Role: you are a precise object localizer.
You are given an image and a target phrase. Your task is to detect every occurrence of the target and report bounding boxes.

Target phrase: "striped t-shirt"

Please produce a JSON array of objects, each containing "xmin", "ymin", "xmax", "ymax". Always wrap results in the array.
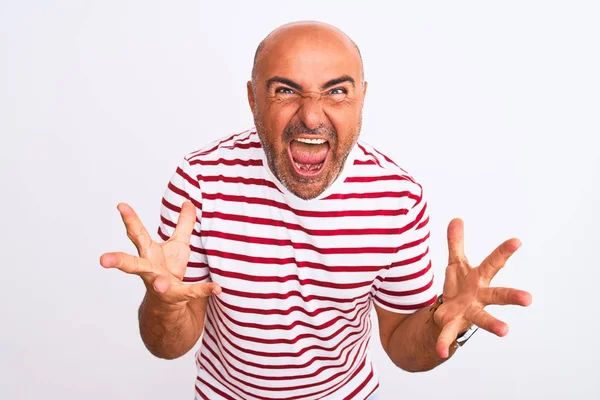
[{"xmin": 157, "ymin": 129, "xmax": 436, "ymax": 400}]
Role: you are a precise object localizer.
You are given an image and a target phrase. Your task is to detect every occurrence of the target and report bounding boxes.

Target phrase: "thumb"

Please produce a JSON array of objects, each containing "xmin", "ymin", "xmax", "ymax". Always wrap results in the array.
[
  {"xmin": 152, "ymin": 275, "xmax": 172, "ymax": 294},
  {"xmin": 163, "ymin": 281, "xmax": 222, "ymax": 303},
  {"xmin": 436, "ymin": 319, "xmax": 463, "ymax": 359}
]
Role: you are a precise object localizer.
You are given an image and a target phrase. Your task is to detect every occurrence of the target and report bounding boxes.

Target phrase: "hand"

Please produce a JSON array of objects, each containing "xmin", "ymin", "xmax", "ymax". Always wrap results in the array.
[
  {"xmin": 433, "ymin": 218, "xmax": 532, "ymax": 358},
  {"xmin": 99, "ymin": 201, "xmax": 220, "ymax": 309}
]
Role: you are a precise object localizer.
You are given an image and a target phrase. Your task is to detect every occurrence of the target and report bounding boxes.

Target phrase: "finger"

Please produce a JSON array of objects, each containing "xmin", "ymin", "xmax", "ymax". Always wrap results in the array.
[
  {"xmin": 447, "ymin": 218, "xmax": 466, "ymax": 264},
  {"xmin": 436, "ymin": 319, "xmax": 464, "ymax": 359},
  {"xmin": 478, "ymin": 287, "xmax": 533, "ymax": 307},
  {"xmin": 100, "ymin": 252, "xmax": 153, "ymax": 275},
  {"xmin": 171, "ymin": 201, "xmax": 197, "ymax": 246},
  {"xmin": 117, "ymin": 203, "xmax": 152, "ymax": 254},
  {"xmin": 470, "ymin": 308, "xmax": 509, "ymax": 337},
  {"xmin": 478, "ymin": 238, "xmax": 522, "ymax": 284}
]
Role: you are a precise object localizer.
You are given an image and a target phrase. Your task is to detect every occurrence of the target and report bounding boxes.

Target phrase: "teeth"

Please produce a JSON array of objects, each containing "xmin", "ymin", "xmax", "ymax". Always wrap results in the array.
[
  {"xmin": 294, "ymin": 138, "xmax": 327, "ymax": 145},
  {"xmin": 294, "ymin": 161, "xmax": 324, "ymax": 171}
]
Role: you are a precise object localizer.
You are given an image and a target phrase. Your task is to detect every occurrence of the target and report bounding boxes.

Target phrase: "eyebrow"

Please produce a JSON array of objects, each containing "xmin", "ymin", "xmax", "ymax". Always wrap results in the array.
[
  {"xmin": 265, "ymin": 75, "xmax": 356, "ymax": 91},
  {"xmin": 266, "ymin": 76, "xmax": 303, "ymax": 91},
  {"xmin": 320, "ymin": 75, "xmax": 355, "ymax": 90}
]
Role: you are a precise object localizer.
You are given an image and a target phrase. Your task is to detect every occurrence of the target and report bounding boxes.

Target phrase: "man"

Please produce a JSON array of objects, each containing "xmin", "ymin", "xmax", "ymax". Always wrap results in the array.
[{"xmin": 100, "ymin": 21, "xmax": 532, "ymax": 399}]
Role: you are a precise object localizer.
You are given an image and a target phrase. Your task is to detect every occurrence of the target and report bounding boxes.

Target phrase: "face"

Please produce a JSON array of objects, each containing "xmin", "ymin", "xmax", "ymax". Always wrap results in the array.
[{"xmin": 248, "ymin": 28, "xmax": 367, "ymax": 200}]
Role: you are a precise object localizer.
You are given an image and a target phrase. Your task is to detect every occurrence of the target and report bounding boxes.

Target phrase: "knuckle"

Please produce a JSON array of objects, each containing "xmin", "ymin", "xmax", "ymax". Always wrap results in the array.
[
  {"xmin": 492, "ymin": 287, "xmax": 500, "ymax": 303},
  {"xmin": 132, "ymin": 257, "xmax": 141, "ymax": 274}
]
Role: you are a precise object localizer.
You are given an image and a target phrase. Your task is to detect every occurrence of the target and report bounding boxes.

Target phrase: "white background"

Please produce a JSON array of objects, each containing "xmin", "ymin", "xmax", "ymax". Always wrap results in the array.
[{"xmin": 1, "ymin": 1, "xmax": 599, "ymax": 399}]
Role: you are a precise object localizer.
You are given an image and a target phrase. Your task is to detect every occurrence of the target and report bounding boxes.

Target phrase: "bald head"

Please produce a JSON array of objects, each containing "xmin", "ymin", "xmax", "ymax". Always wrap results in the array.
[
  {"xmin": 251, "ymin": 21, "xmax": 364, "ymax": 84},
  {"xmin": 246, "ymin": 21, "xmax": 368, "ymax": 200}
]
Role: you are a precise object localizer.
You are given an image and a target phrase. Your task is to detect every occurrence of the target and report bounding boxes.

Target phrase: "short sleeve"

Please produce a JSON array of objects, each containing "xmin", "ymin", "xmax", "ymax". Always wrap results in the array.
[
  {"xmin": 156, "ymin": 157, "xmax": 210, "ymax": 283},
  {"xmin": 372, "ymin": 185, "xmax": 437, "ymax": 313}
]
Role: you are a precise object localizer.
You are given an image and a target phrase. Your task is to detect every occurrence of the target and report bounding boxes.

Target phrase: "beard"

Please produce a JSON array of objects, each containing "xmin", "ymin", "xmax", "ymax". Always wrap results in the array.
[{"xmin": 254, "ymin": 117, "xmax": 361, "ymax": 200}]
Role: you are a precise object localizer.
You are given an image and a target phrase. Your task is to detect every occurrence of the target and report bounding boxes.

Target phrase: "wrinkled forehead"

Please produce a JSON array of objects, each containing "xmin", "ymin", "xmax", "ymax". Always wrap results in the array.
[{"xmin": 254, "ymin": 32, "xmax": 363, "ymax": 89}]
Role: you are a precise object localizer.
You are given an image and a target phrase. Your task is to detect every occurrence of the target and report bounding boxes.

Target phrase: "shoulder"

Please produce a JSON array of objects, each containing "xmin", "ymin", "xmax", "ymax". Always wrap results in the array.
[
  {"xmin": 352, "ymin": 139, "xmax": 425, "ymax": 203},
  {"xmin": 183, "ymin": 128, "xmax": 260, "ymax": 163}
]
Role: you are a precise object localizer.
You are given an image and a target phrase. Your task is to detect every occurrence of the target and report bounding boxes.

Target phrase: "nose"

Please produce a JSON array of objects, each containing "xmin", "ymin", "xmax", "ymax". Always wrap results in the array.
[{"xmin": 297, "ymin": 93, "xmax": 326, "ymax": 130}]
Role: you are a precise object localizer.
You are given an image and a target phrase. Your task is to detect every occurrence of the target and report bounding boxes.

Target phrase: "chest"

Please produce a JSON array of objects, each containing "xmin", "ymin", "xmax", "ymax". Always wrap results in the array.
[{"xmin": 199, "ymin": 192, "xmax": 400, "ymax": 302}]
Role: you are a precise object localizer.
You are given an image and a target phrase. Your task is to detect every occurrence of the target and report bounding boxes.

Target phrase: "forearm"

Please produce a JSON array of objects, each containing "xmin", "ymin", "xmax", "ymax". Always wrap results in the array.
[
  {"xmin": 138, "ymin": 292, "xmax": 203, "ymax": 359},
  {"xmin": 386, "ymin": 307, "xmax": 456, "ymax": 372}
]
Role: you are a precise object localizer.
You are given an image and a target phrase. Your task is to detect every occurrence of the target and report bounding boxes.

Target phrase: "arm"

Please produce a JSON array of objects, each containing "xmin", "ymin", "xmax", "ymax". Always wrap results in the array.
[
  {"xmin": 101, "ymin": 158, "xmax": 218, "ymax": 359},
  {"xmin": 100, "ymin": 201, "xmax": 220, "ymax": 359},
  {"xmin": 375, "ymin": 218, "xmax": 532, "ymax": 372},
  {"xmin": 375, "ymin": 304, "xmax": 450, "ymax": 372},
  {"xmin": 138, "ymin": 292, "xmax": 207, "ymax": 360},
  {"xmin": 136, "ymin": 157, "xmax": 214, "ymax": 359}
]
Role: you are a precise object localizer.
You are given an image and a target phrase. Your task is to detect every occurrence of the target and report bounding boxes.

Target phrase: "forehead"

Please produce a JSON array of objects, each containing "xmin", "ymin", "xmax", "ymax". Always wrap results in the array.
[{"xmin": 255, "ymin": 31, "xmax": 362, "ymax": 87}]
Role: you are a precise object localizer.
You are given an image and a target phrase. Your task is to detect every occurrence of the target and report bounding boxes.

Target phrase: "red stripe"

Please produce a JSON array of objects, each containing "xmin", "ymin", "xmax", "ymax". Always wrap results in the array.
[
  {"xmin": 344, "ymin": 174, "xmax": 414, "ymax": 183},
  {"xmin": 182, "ymin": 275, "xmax": 209, "ymax": 282},
  {"xmin": 160, "ymin": 201, "xmax": 201, "ymax": 224},
  {"xmin": 163, "ymin": 226, "xmax": 426, "ymax": 268},
  {"xmin": 353, "ymin": 159, "xmax": 377, "ymax": 165},
  {"xmin": 378, "ymin": 277, "xmax": 434, "ymax": 297},
  {"xmin": 166, "ymin": 182, "xmax": 202, "ymax": 209},
  {"xmin": 194, "ymin": 385, "xmax": 210, "ymax": 400},
  {"xmin": 416, "ymin": 215, "xmax": 429, "ymax": 230},
  {"xmin": 187, "ymin": 261, "xmax": 208, "ymax": 268},
  {"xmin": 210, "ymin": 265, "xmax": 373, "ymax": 290},
  {"xmin": 364, "ymin": 383, "xmax": 379, "ymax": 400},
  {"xmin": 201, "ymin": 311, "xmax": 374, "ymax": 399},
  {"xmin": 342, "ymin": 361, "xmax": 374, "ymax": 400},
  {"xmin": 202, "ymin": 211, "xmax": 413, "ymax": 236},
  {"xmin": 160, "ymin": 216, "xmax": 202, "ymax": 237},
  {"xmin": 189, "ymin": 158, "xmax": 263, "ymax": 167},
  {"xmin": 215, "ymin": 294, "xmax": 370, "ymax": 320},
  {"xmin": 201, "ymin": 326, "xmax": 365, "ymax": 383},
  {"xmin": 196, "ymin": 375, "xmax": 238, "ymax": 400},
  {"xmin": 200, "ymin": 354, "xmax": 262, "ymax": 399},
  {"xmin": 202, "ymin": 230, "xmax": 400, "ymax": 255},
  {"xmin": 159, "ymin": 215, "xmax": 176, "ymax": 229},
  {"xmin": 202, "ymin": 192, "xmax": 409, "ymax": 218},
  {"xmin": 382, "ymin": 261, "xmax": 433, "ymax": 282},
  {"xmin": 161, "ymin": 197, "xmax": 180, "ymax": 213},
  {"xmin": 371, "ymin": 146, "xmax": 412, "ymax": 175},
  {"xmin": 216, "ymin": 296, "xmax": 370, "ymax": 332},
  {"xmin": 373, "ymin": 294, "xmax": 437, "ymax": 311},
  {"xmin": 202, "ymin": 318, "xmax": 370, "ymax": 370},
  {"xmin": 197, "ymin": 174, "xmax": 281, "ymax": 191},
  {"xmin": 413, "ymin": 182, "xmax": 424, "ymax": 207},
  {"xmin": 221, "ymin": 287, "xmax": 367, "ymax": 304},
  {"xmin": 357, "ymin": 143, "xmax": 383, "ymax": 168},
  {"xmin": 199, "ymin": 323, "xmax": 371, "ymax": 397},
  {"xmin": 323, "ymin": 190, "xmax": 420, "ymax": 201},
  {"xmin": 176, "ymin": 166, "xmax": 200, "ymax": 189},
  {"xmin": 205, "ymin": 301, "xmax": 370, "ymax": 358},
  {"xmin": 391, "ymin": 247, "xmax": 429, "ymax": 267},
  {"xmin": 396, "ymin": 231, "xmax": 430, "ymax": 251},
  {"xmin": 295, "ymin": 331, "xmax": 372, "ymax": 400},
  {"xmin": 198, "ymin": 230, "xmax": 427, "ymax": 267},
  {"xmin": 221, "ymin": 141, "xmax": 262, "ymax": 150},
  {"xmin": 302, "ymin": 318, "xmax": 372, "ymax": 400},
  {"xmin": 188, "ymin": 130, "xmax": 253, "ymax": 160},
  {"xmin": 201, "ymin": 238, "xmax": 422, "ymax": 274},
  {"xmin": 156, "ymin": 227, "xmax": 169, "ymax": 242}
]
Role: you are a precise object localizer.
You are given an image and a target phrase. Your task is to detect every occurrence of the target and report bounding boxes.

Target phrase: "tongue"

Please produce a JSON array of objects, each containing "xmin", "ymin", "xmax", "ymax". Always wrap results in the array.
[{"xmin": 290, "ymin": 141, "xmax": 329, "ymax": 164}]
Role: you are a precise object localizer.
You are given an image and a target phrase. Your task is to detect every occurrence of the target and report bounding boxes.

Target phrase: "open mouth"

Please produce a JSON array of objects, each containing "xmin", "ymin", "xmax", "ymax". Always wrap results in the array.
[{"xmin": 287, "ymin": 137, "xmax": 330, "ymax": 178}]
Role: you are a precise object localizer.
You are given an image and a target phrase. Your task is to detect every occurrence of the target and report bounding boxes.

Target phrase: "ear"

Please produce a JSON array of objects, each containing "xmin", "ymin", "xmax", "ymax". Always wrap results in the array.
[
  {"xmin": 247, "ymin": 81, "xmax": 256, "ymax": 115},
  {"xmin": 362, "ymin": 81, "xmax": 368, "ymax": 98}
]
